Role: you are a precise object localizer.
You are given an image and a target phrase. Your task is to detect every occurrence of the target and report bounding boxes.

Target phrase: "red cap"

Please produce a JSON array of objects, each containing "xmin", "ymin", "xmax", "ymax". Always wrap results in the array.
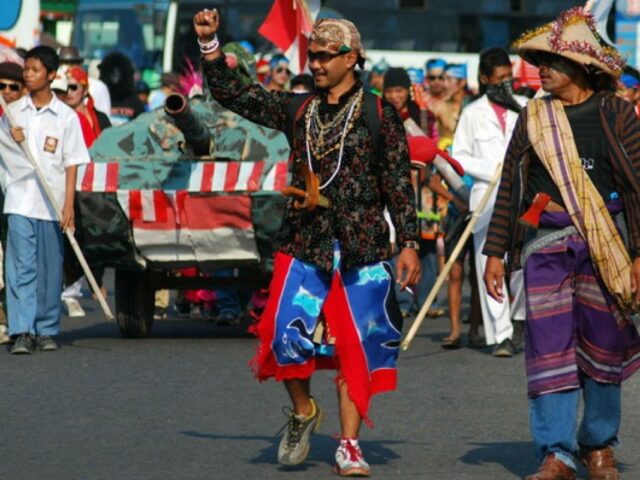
[{"xmin": 407, "ymin": 136, "xmax": 464, "ymax": 176}]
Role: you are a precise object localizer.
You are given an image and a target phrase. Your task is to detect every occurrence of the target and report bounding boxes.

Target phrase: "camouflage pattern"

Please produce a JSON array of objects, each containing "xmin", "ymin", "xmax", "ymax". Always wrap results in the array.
[
  {"xmin": 77, "ymin": 94, "xmax": 291, "ymax": 272},
  {"xmin": 89, "ymin": 97, "xmax": 289, "ymax": 169}
]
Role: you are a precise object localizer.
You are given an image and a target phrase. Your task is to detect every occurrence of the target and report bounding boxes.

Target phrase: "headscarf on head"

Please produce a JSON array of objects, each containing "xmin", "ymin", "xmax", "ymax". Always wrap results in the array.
[
  {"xmin": 621, "ymin": 73, "xmax": 640, "ymax": 89},
  {"xmin": 309, "ymin": 18, "xmax": 365, "ymax": 68},
  {"xmin": 444, "ymin": 63, "xmax": 467, "ymax": 80},
  {"xmin": 269, "ymin": 54, "xmax": 289, "ymax": 70},
  {"xmin": 372, "ymin": 58, "xmax": 390, "ymax": 75},
  {"xmin": 67, "ymin": 65, "xmax": 102, "ymax": 141},
  {"xmin": 425, "ymin": 58, "xmax": 446, "ymax": 72}
]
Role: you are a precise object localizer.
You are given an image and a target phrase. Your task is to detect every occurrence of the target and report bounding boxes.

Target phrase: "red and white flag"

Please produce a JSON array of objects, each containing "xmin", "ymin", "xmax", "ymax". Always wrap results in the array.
[
  {"xmin": 118, "ymin": 192, "xmax": 259, "ymax": 264},
  {"xmin": 258, "ymin": 0, "xmax": 321, "ymax": 74}
]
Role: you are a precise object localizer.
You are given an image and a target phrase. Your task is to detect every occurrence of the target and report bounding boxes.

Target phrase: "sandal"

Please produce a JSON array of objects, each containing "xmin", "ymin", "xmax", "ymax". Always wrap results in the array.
[
  {"xmin": 427, "ymin": 307, "xmax": 445, "ymax": 318},
  {"xmin": 441, "ymin": 336, "xmax": 461, "ymax": 349}
]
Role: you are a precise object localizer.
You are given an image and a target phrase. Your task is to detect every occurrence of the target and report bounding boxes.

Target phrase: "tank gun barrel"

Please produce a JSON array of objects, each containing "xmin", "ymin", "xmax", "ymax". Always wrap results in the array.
[{"xmin": 164, "ymin": 93, "xmax": 212, "ymax": 156}]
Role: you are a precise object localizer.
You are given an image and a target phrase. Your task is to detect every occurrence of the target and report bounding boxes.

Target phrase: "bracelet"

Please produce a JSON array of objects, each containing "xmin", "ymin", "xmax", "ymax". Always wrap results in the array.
[
  {"xmin": 402, "ymin": 240, "xmax": 420, "ymax": 252},
  {"xmin": 198, "ymin": 35, "xmax": 220, "ymax": 54}
]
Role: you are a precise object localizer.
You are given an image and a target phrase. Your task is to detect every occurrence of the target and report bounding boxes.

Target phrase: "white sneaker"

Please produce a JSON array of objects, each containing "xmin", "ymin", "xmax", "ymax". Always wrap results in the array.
[
  {"xmin": 63, "ymin": 298, "xmax": 86, "ymax": 318},
  {"xmin": 335, "ymin": 439, "xmax": 371, "ymax": 477}
]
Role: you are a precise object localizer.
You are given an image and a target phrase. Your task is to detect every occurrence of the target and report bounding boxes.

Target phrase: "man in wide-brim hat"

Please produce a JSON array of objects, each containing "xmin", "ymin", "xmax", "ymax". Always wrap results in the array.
[{"xmin": 483, "ymin": 6, "xmax": 640, "ymax": 480}]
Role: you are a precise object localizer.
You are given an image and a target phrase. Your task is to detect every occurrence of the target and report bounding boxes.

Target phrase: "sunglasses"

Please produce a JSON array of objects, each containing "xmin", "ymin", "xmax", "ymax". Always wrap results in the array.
[
  {"xmin": 427, "ymin": 75, "xmax": 444, "ymax": 81},
  {"xmin": 274, "ymin": 66, "xmax": 290, "ymax": 75},
  {"xmin": 0, "ymin": 82, "xmax": 21, "ymax": 92},
  {"xmin": 67, "ymin": 84, "xmax": 80, "ymax": 92},
  {"xmin": 307, "ymin": 50, "xmax": 345, "ymax": 65}
]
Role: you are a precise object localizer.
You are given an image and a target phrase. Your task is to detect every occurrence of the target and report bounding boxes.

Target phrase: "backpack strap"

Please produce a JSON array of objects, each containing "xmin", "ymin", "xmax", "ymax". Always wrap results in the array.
[
  {"xmin": 364, "ymin": 92, "xmax": 383, "ymax": 160},
  {"xmin": 284, "ymin": 93, "xmax": 315, "ymax": 149}
]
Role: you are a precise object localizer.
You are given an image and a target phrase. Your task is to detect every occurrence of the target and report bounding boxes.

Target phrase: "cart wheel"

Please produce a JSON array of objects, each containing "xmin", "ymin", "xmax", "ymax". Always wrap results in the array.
[{"xmin": 115, "ymin": 268, "xmax": 154, "ymax": 338}]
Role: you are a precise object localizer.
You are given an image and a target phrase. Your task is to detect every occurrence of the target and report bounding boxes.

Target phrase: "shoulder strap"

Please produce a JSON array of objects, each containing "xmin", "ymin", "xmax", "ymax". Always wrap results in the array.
[
  {"xmin": 364, "ymin": 92, "xmax": 383, "ymax": 158},
  {"xmin": 285, "ymin": 93, "xmax": 314, "ymax": 149}
]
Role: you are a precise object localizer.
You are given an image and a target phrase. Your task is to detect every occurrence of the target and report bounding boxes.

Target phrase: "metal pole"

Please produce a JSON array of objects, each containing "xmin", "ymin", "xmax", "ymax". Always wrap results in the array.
[{"xmin": 0, "ymin": 94, "xmax": 114, "ymax": 321}]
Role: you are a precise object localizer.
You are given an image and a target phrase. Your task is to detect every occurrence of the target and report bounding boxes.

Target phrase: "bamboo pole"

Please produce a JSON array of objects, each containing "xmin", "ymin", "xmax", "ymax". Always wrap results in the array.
[
  {"xmin": 401, "ymin": 163, "xmax": 503, "ymax": 351},
  {"xmin": 0, "ymin": 94, "xmax": 114, "ymax": 321}
]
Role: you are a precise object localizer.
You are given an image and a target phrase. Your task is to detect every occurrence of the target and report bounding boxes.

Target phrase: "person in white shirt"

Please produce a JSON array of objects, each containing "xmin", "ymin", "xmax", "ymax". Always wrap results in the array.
[
  {"xmin": 452, "ymin": 47, "xmax": 528, "ymax": 357},
  {"xmin": 4, "ymin": 46, "xmax": 90, "ymax": 354}
]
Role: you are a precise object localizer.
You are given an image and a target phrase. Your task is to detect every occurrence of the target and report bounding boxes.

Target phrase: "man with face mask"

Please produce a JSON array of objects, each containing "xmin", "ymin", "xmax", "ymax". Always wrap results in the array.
[
  {"xmin": 484, "ymin": 8, "xmax": 640, "ymax": 479},
  {"xmin": 193, "ymin": 9, "xmax": 420, "ymax": 477},
  {"xmin": 452, "ymin": 47, "xmax": 528, "ymax": 357}
]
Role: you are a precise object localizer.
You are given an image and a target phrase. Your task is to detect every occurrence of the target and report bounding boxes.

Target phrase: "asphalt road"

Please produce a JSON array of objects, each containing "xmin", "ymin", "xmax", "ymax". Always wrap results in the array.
[{"xmin": 1, "ymin": 270, "xmax": 639, "ymax": 480}]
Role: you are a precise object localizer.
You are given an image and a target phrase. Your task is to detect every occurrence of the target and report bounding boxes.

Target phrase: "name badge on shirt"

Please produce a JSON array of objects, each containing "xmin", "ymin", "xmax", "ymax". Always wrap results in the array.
[{"xmin": 43, "ymin": 136, "xmax": 58, "ymax": 154}]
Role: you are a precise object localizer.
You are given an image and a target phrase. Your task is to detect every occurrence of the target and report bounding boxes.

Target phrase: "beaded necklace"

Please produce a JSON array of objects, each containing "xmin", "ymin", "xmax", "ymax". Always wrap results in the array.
[{"xmin": 305, "ymin": 89, "xmax": 363, "ymax": 190}]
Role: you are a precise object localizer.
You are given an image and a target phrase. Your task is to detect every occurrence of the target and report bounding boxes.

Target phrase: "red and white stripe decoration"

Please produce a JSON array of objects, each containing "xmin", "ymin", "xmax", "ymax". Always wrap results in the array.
[
  {"xmin": 77, "ymin": 161, "xmax": 288, "ymax": 193},
  {"xmin": 262, "ymin": 162, "xmax": 288, "ymax": 191},
  {"xmin": 77, "ymin": 162, "xmax": 119, "ymax": 192},
  {"xmin": 187, "ymin": 161, "xmax": 266, "ymax": 192},
  {"xmin": 116, "ymin": 190, "xmax": 172, "ymax": 223}
]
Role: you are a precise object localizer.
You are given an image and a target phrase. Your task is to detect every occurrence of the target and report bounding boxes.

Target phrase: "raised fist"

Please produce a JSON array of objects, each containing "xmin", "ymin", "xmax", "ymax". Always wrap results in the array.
[{"xmin": 193, "ymin": 8, "xmax": 220, "ymax": 42}]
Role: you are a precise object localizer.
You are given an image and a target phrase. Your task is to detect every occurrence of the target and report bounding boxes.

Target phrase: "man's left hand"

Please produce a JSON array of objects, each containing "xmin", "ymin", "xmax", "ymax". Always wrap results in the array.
[
  {"xmin": 631, "ymin": 257, "xmax": 640, "ymax": 307},
  {"xmin": 396, "ymin": 247, "xmax": 420, "ymax": 290}
]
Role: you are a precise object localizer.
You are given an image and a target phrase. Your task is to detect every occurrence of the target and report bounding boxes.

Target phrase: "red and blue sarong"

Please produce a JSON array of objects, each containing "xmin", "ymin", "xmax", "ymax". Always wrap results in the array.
[
  {"xmin": 250, "ymin": 242, "xmax": 402, "ymax": 424},
  {"xmin": 524, "ymin": 210, "xmax": 640, "ymax": 398}
]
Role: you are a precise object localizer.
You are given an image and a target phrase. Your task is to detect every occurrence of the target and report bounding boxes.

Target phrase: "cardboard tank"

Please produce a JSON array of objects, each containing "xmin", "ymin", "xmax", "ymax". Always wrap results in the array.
[{"xmin": 73, "ymin": 46, "xmax": 290, "ymax": 337}]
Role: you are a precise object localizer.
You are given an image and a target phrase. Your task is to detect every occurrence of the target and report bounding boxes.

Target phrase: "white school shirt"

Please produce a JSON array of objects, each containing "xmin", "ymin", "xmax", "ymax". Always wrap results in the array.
[{"xmin": 3, "ymin": 94, "xmax": 90, "ymax": 221}]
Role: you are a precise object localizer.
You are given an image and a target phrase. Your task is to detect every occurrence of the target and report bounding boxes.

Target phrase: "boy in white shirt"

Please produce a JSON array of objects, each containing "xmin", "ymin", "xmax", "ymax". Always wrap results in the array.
[{"xmin": 4, "ymin": 46, "xmax": 90, "ymax": 354}]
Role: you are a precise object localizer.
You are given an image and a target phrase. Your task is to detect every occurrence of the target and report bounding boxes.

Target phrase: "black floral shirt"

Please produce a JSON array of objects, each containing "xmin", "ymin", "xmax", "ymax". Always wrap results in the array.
[{"xmin": 202, "ymin": 56, "xmax": 417, "ymax": 271}]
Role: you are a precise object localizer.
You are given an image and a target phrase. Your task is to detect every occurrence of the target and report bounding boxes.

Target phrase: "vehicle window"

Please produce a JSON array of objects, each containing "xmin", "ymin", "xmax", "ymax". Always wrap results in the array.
[{"xmin": 73, "ymin": 6, "xmax": 167, "ymax": 70}]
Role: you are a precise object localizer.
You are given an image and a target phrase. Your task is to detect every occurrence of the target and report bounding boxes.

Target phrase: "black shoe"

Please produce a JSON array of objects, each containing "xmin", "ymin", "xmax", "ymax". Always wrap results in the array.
[
  {"xmin": 37, "ymin": 335, "xmax": 58, "ymax": 352},
  {"xmin": 468, "ymin": 332, "xmax": 486, "ymax": 349},
  {"xmin": 174, "ymin": 301, "xmax": 191, "ymax": 318},
  {"xmin": 492, "ymin": 338, "xmax": 515, "ymax": 358},
  {"xmin": 512, "ymin": 320, "xmax": 525, "ymax": 349},
  {"xmin": 10, "ymin": 333, "xmax": 35, "ymax": 354},
  {"xmin": 216, "ymin": 311, "xmax": 238, "ymax": 326}
]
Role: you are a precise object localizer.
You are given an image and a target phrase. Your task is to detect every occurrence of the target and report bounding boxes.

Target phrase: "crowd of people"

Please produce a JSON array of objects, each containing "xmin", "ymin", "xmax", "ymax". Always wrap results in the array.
[{"xmin": 1, "ymin": 3, "xmax": 640, "ymax": 479}]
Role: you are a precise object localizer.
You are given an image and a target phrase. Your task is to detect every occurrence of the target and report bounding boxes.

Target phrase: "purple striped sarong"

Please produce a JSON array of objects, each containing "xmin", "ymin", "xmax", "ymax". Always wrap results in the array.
[{"xmin": 524, "ymin": 209, "xmax": 640, "ymax": 398}]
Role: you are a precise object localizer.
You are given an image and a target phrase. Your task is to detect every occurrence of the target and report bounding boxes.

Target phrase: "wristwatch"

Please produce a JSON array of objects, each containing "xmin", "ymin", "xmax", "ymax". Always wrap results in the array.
[{"xmin": 401, "ymin": 240, "xmax": 420, "ymax": 252}]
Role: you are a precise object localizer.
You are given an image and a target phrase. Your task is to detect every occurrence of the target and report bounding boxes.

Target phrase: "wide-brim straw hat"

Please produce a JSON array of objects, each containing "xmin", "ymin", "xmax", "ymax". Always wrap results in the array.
[{"xmin": 512, "ymin": 7, "xmax": 625, "ymax": 78}]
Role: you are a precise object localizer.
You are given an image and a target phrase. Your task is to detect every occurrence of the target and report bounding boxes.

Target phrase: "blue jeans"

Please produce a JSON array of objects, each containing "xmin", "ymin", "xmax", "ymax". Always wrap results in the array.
[
  {"xmin": 6, "ymin": 215, "xmax": 64, "ymax": 336},
  {"xmin": 393, "ymin": 241, "xmax": 438, "ymax": 315},
  {"xmin": 529, "ymin": 375, "xmax": 621, "ymax": 470},
  {"xmin": 213, "ymin": 269, "xmax": 242, "ymax": 316}
]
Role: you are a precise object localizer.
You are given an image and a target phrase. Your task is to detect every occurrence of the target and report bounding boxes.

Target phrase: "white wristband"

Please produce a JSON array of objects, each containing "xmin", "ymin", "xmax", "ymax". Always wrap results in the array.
[{"xmin": 198, "ymin": 35, "xmax": 219, "ymax": 54}]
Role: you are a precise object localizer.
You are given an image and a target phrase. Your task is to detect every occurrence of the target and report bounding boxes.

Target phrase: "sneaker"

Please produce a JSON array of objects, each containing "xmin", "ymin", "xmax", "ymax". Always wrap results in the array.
[
  {"xmin": 492, "ymin": 338, "xmax": 515, "ymax": 358},
  {"xmin": 216, "ymin": 311, "xmax": 237, "ymax": 326},
  {"xmin": 10, "ymin": 333, "xmax": 35, "ymax": 355},
  {"xmin": 0, "ymin": 324, "xmax": 10, "ymax": 345},
  {"xmin": 174, "ymin": 298, "xmax": 191, "ymax": 318},
  {"xmin": 37, "ymin": 336, "xmax": 58, "ymax": 352},
  {"xmin": 277, "ymin": 397, "xmax": 324, "ymax": 466},
  {"xmin": 335, "ymin": 439, "xmax": 371, "ymax": 477},
  {"xmin": 190, "ymin": 304, "xmax": 203, "ymax": 320},
  {"xmin": 153, "ymin": 307, "xmax": 167, "ymax": 320},
  {"xmin": 63, "ymin": 298, "xmax": 86, "ymax": 318}
]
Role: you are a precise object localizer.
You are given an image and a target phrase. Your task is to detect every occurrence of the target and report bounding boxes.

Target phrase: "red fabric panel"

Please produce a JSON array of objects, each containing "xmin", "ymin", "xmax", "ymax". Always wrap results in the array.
[
  {"xmin": 323, "ymin": 271, "xmax": 374, "ymax": 426},
  {"xmin": 105, "ymin": 163, "xmax": 119, "ymax": 192}
]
